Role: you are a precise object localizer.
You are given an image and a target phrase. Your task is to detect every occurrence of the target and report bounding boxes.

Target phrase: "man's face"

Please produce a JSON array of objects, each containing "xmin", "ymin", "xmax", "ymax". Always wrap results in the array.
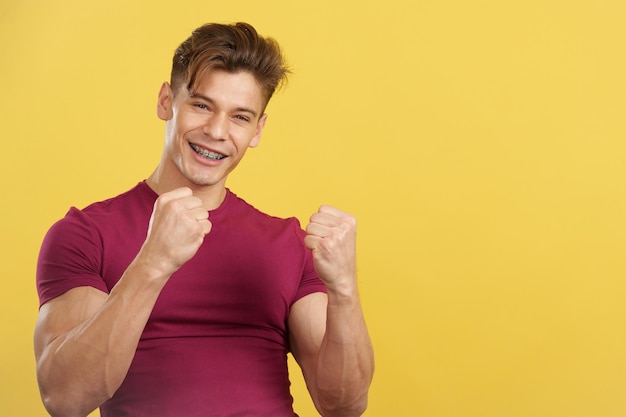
[{"xmin": 157, "ymin": 69, "xmax": 267, "ymax": 189}]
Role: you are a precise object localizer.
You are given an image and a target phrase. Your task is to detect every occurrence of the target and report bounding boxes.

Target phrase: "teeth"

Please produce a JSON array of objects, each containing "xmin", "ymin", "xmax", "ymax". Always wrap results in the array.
[{"xmin": 190, "ymin": 143, "xmax": 225, "ymax": 160}]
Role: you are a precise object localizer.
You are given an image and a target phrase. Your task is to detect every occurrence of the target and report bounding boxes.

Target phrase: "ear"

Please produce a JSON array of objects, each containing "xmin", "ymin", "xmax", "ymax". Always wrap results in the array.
[
  {"xmin": 156, "ymin": 82, "xmax": 174, "ymax": 121},
  {"xmin": 249, "ymin": 113, "xmax": 267, "ymax": 148}
]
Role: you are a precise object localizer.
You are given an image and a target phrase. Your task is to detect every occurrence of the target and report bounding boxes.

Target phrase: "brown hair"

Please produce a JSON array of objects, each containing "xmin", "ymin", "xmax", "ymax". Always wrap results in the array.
[{"xmin": 171, "ymin": 22, "xmax": 289, "ymax": 108}]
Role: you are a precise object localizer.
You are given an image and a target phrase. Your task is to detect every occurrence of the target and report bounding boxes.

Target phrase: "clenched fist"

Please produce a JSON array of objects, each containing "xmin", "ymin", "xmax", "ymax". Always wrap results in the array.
[
  {"xmin": 304, "ymin": 206, "xmax": 357, "ymax": 293},
  {"xmin": 140, "ymin": 187, "xmax": 212, "ymax": 278}
]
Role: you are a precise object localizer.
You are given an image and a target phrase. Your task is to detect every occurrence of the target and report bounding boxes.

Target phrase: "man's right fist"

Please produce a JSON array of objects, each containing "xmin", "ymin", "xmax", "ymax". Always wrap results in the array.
[{"xmin": 141, "ymin": 187, "xmax": 212, "ymax": 277}]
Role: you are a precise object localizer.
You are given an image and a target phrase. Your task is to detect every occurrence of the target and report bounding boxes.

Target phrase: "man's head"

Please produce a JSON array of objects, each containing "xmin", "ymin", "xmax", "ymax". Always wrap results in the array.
[
  {"xmin": 151, "ymin": 23, "xmax": 289, "ymax": 199},
  {"xmin": 171, "ymin": 22, "xmax": 289, "ymax": 111}
]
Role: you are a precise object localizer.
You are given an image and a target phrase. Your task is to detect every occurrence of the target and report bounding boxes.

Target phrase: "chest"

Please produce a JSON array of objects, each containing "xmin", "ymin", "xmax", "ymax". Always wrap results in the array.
[{"xmin": 100, "ymin": 213, "xmax": 306, "ymax": 341}]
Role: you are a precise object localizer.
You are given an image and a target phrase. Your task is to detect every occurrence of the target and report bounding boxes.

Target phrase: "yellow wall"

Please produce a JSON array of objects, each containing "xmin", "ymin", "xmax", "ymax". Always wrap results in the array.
[{"xmin": 2, "ymin": 1, "xmax": 625, "ymax": 416}]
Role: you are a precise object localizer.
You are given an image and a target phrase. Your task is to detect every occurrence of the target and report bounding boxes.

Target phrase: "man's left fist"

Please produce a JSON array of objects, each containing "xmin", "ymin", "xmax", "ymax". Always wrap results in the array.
[{"xmin": 304, "ymin": 206, "xmax": 357, "ymax": 292}]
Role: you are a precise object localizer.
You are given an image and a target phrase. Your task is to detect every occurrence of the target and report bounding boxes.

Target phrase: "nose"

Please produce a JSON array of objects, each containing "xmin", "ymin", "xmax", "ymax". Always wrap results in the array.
[{"xmin": 203, "ymin": 112, "xmax": 228, "ymax": 140}]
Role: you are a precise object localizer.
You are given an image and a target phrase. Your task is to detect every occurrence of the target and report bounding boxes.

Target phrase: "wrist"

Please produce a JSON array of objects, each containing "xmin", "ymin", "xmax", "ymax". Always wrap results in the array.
[
  {"xmin": 325, "ymin": 279, "xmax": 360, "ymax": 305},
  {"xmin": 128, "ymin": 252, "xmax": 175, "ymax": 284}
]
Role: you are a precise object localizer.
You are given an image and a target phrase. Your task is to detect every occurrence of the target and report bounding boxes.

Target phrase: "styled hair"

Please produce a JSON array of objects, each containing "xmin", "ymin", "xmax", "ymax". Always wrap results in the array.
[{"xmin": 171, "ymin": 22, "xmax": 289, "ymax": 108}]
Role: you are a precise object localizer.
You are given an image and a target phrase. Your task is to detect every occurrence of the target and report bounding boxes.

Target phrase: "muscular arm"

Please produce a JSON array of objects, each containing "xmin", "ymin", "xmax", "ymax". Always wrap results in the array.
[
  {"xmin": 289, "ymin": 206, "xmax": 374, "ymax": 417},
  {"xmin": 34, "ymin": 266, "xmax": 168, "ymax": 417},
  {"xmin": 34, "ymin": 188, "xmax": 211, "ymax": 417}
]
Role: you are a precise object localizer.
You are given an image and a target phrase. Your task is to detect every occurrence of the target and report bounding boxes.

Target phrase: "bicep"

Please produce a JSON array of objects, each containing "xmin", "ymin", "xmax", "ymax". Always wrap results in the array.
[
  {"xmin": 34, "ymin": 286, "xmax": 108, "ymax": 361},
  {"xmin": 288, "ymin": 292, "xmax": 328, "ymax": 379}
]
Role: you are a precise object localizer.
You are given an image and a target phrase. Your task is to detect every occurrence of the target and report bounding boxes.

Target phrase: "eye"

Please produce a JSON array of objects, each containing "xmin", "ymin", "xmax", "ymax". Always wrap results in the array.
[
  {"xmin": 193, "ymin": 103, "xmax": 209, "ymax": 110},
  {"xmin": 234, "ymin": 115, "xmax": 251, "ymax": 122}
]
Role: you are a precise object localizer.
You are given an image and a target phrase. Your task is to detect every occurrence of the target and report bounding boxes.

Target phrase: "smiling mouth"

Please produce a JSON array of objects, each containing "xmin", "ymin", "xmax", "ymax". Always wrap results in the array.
[{"xmin": 189, "ymin": 143, "xmax": 226, "ymax": 161}]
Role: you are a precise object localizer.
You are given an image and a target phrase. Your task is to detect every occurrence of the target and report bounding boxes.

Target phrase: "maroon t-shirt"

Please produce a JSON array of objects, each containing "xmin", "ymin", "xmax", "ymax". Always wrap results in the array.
[{"xmin": 36, "ymin": 182, "xmax": 326, "ymax": 417}]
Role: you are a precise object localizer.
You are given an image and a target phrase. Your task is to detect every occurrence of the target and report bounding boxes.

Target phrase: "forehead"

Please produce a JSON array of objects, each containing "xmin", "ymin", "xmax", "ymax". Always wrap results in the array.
[{"xmin": 183, "ymin": 69, "xmax": 264, "ymax": 112}]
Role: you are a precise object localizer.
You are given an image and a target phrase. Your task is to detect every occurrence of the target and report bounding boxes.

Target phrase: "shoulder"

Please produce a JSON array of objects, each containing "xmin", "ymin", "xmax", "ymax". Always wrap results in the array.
[
  {"xmin": 79, "ymin": 181, "xmax": 155, "ymax": 221},
  {"xmin": 37, "ymin": 182, "xmax": 153, "ymax": 305},
  {"xmin": 45, "ymin": 181, "xmax": 155, "ymax": 237},
  {"xmin": 41, "ymin": 182, "xmax": 154, "ymax": 257}
]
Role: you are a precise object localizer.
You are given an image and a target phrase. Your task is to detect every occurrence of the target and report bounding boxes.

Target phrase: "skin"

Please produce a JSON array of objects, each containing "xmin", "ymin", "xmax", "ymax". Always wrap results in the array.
[{"xmin": 34, "ymin": 69, "xmax": 374, "ymax": 417}]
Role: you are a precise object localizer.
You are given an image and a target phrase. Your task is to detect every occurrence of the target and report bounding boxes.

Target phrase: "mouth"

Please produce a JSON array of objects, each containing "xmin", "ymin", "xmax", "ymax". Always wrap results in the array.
[{"xmin": 189, "ymin": 143, "xmax": 226, "ymax": 161}]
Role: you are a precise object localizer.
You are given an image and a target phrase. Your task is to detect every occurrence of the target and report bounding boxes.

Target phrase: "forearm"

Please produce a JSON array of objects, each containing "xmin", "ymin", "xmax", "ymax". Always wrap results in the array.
[
  {"xmin": 36, "ymin": 262, "xmax": 167, "ymax": 417},
  {"xmin": 314, "ymin": 291, "xmax": 374, "ymax": 417}
]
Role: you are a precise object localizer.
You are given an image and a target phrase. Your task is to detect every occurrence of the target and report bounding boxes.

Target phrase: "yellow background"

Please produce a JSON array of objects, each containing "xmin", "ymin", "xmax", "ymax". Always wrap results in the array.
[{"xmin": 2, "ymin": 1, "xmax": 625, "ymax": 416}]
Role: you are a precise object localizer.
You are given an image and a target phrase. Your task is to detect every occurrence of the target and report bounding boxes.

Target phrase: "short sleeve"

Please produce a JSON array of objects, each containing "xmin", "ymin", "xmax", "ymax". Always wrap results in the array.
[
  {"xmin": 36, "ymin": 207, "xmax": 109, "ymax": 307},
  {"xmin": 292, "ymin": 221, "xmax": 327, "ymax": 304}
]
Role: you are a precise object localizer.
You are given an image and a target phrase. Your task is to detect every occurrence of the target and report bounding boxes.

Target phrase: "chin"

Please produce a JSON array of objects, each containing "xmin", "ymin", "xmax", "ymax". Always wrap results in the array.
[
  {"xmin": 186, "ymin": 173, "xmax": 223, "ymax": 187},
  {"xmin": 178, "ymin": 164, "xmax": 222, "ymax": 186}
]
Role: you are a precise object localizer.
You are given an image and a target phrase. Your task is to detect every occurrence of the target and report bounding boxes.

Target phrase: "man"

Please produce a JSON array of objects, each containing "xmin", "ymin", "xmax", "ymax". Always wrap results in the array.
[{"xmin": 34, "ymin": 22, "xmax": 374, "ymax": 417}]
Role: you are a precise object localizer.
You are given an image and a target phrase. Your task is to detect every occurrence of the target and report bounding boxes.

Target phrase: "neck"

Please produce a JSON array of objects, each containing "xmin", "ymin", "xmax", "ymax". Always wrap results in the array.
[{"xmin": 146, "ymin": 167, "xmax": 227, "ymax": 211}]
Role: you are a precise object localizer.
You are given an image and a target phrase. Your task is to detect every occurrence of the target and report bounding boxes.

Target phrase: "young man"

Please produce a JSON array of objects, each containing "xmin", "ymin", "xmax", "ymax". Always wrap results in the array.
[{"xmin": 34, "ymin": 22, "xmax": 374, "ymax": 417}]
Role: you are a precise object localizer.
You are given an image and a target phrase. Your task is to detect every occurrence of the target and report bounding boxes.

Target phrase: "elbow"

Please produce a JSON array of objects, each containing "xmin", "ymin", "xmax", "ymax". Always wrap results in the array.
[
  {"xmin": 40, "ymin": 392, "xmax": 81, "ymax": 417},
  {"xmin": 318, "ymin": 402, "xmax": 369, "ymax": 417},
  {"xmin": 316, "ymin": 391, "xmax": 370, "ymax": 417},
  {"xmin": 40, "ymin": 392, "xmax": 102, "ymax": 417},
  {"xmin": 37, "ymin": 373, "xmax": 69, "ymax": 417},
  {"xmin": 38, "ymin": 381, "xmax": 105, "ymax": 417},
  {"xmin": 350, "ymin": 398, "xmax": 369, "ymax": 417},
  {"xmin": 315, "ymin": 364, "xmax": 374, "ymax": 417}
]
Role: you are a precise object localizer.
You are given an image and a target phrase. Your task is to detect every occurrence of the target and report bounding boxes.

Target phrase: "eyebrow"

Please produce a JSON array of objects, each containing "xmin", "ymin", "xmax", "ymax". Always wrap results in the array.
[{"xmin": 190, "ymin": 92, "xmax": 259, "ymax": 119}]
